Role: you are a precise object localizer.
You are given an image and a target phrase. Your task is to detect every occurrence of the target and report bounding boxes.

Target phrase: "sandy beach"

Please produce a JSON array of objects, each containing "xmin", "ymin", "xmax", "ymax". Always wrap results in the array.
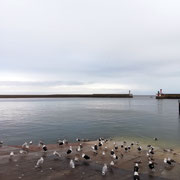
[{"xmin": 0, "ymin": 139, "xmax": 180, "ymax": 180}]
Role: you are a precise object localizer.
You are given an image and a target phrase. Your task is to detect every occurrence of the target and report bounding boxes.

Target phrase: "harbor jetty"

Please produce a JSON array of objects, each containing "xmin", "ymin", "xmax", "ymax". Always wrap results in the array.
[
  {"xmin": 0, "ymin": 93, "xmax": 133, "ymax": 99},
  {"xmin": 156, "ymin": 89, "xmax": 180, "ymax": 99}
]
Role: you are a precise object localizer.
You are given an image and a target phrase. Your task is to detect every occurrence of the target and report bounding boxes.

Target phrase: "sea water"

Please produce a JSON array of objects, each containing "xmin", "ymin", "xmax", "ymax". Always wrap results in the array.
[{"xmin": 0, "ymin": 96, "xmax": 180, "ymax": 147}]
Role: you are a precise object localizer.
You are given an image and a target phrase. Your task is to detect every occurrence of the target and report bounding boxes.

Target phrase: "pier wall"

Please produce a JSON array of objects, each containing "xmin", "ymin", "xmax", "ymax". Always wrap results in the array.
[{"xmin": 0, "ymin": 94, "xmax": 133, "ymax": 98}]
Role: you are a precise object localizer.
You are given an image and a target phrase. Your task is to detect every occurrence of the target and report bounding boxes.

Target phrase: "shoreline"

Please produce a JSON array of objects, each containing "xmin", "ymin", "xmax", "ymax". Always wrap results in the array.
[{"xmin": 0, "ymin": 139, "xmax": 180, "ymax": 180}]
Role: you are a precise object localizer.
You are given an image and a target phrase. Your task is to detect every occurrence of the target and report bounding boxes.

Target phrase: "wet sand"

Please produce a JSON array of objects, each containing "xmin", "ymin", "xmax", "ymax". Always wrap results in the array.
[{"xmin": 0, "ymin": 140, "xmax": 179, "ymax": 180}]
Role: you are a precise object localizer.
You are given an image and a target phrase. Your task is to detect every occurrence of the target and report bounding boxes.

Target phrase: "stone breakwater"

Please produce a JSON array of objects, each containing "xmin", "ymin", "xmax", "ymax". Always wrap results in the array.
[{"xmin": 0, "ymin": 94, "xmax": 133, "ymax": 98}]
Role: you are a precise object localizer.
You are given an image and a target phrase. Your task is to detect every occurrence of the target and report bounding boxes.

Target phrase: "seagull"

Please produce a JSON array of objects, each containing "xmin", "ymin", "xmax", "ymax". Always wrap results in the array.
[
  {"xmin": 9, "ymin": 152, "xmax": 14, "ymax": 160},
  {"xmin": 110, "ymin": 149, "xmax": 115, "ymax": 155},
  {"xmin": 19, "ymin": 150, "xmax": 27, "ymax": 155},
  {"xmin": 124, "ymin": 146, "xmax": 128, "ymax": 152},
  {"xmin": 102, "ymin": 164, "xmax": 108, "ymax": 176},
  {"xmin": 102, "ymin": 151, "xmax": 105, "ymax": 156},
  {"xmin": 110, "ymin": 161, "xmax": 115, "ymax": 166},
  {"xmin": 91, "ymin": 144, "xmax": 98, "ymax": 153},
  {"xmin": 148, "ymin": 161, "xmax": 155, "ymax": 171},
  {"xmin": 0, "ymin": 141, "xmax": 3, "ymax": 147},
  {"xmin": 42, "ymin": 145, "xmax": 48, "ymax": 152},
  {"xmin": 82, "ymin": 153, "xmax": 90, "ymax": 160},
  {"xmin": 164, "ymin": 158, "xmax": 175, "ymax": 166},
  {"xmin": 114, "ymin": 144, "xmax": 118, "ymax": 150},
  {"xmin": 134, "ymin": 171, "xmax": 140, "ymax": 180},
  {"xmin": 99, "ymin": 141, "xmax": 103, "ymax": 147},
  {"xmin": 134, "ymin": 163, "xmax": 139, "ymax": 172},
  {"xmin": 76, "ymin": 145, "xmax": 82, "ymax": 152},
  {"xmin": 137, "ymin": 146, "xmax": 142, "ymax": 152},
  {"xmin": 70, "ymin": 159, "xmax": 75, "ymax": 168},
  {"xmin": 36, "ymin": 157, "xmax": 44, "ymax": 167},
  {"xmin": 74, "ymin": 156, "xmax": 79, "ymax": 162},
  {"xmin": 149, "ymin": 148, "xmax": 154, "ymax": 155},
  {"xmin": 76, "ymin": 138, "xmax": 81, "ymax": 142},
  {"xmin": 38, "ymin": 141, "xmax": 44, "ymax": 147},
  {"xmin": 58, "ymin": 140, "xmax": 64, "ymax": 146},
  {"xmin": 29, "ymin": 141, "xmax": 33, "ymax": 145},
  {"xmin": 22, "ymin": 142, "xmax": 29, "ymax": 151},
  {"xmin": 92, "ymin": 144, "xmax": 98, "ymax": 151},
  {"xmin": 63, "ymin": 139, "xmax": 68, "ymax": 145},
  {"xmin": 53, "ymin": 151, "xmax": 61, "ymax": 158},
  {"xmin": 112, "ymin": 154, "xmax": 118, "ymax": 160},
  {"xmin": 67, "ymin": 146, "xmax": 73, "ymax": 154}
]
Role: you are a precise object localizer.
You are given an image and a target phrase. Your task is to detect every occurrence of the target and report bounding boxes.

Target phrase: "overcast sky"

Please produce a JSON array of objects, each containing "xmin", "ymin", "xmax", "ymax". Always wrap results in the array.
[{"xmin": 0, "ymin": 0, "xmax": 180, "ymax": 95}]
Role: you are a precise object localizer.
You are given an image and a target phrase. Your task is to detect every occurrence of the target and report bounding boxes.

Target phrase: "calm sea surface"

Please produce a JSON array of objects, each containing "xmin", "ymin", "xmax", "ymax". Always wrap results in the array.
[{"xmin": 0, "ymin": 96, "xmax": 180, "ymax": 147}]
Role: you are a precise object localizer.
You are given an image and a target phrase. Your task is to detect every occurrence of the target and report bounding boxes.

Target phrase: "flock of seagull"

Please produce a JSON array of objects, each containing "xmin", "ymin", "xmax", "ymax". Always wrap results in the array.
[{"xmin": 0, "ymin": 138, "xmax": 177, "ymax": 179}]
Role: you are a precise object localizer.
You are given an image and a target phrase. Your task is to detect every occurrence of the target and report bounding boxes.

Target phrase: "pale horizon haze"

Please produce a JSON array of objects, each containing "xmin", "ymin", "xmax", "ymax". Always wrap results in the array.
[{"xmin": 0, "ymin": 0, "xmax": 180, "ymax": 95}]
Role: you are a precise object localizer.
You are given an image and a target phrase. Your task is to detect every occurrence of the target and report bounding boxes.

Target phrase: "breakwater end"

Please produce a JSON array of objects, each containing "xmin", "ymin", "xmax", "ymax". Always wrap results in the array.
[{"xmin": 156, "ymin": 94, "xmax": 180, "ymax": 99}]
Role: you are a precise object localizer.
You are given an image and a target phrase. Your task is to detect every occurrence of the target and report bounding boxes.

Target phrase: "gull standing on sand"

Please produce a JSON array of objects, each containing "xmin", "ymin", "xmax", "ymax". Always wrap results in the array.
[
  {"xmin": 82, "ymin": 153, "xmax": 90, "ymax": 160},
  {"xmin": 164, "ymin": 158, "xmax": 175, "ymax": 166},
  {"xmin": 42, "ymin": 145, "xmax": 48, "ymax": 151},
  {"xmin": 67, "ymin": 146, "xmax": 73, "ymax": 154},
  {"xmin": 133, "ymin": 171, "xmax": 140, "ymax": 180},
  {"xmin": 70, "ymin": 159, "xmax": 75, "ymax": 168},
  {"xmin": 22, "ymin": 142, "xmax": 29, "ymax": 151},
  {"xmin": 110, "ymin": 161, "xmax": 115, "ymax": 166},
  {"xmin": 38, "ymin": 141, "xmax": 44, "ymax": 147},
  {"xmin": 36, "ymin": 157, "xmax": 44, "ymax": 167},
  {"xmin": 148, "ymin": 161, "xmax": 155, "ymax": 171},
  {"xmin": 76, "ymin": 145, "xmax": 82, "ymax": 152},
  {"xmin": 102, "ymin": 164, "xmax": 108, "ymax": 176},
  {"xmin": 58, "ymin": 140, "xmax": 64, "ymax": 146},
  {"xmin": 0, "ymin": 141, "xmax": 3, "ymax": 147},
  {"xmin": 53, "ymin": 151, "xmax": 61, "ymax": 158},
  {"xmin": 137, "ymin": 146, "xmax": 142, "ymax": 152},
  {"xmin": 112, "ymin": 154, "xmax": 118, "ymax": 160},
  {"xmin": 9, "ymin": 151, "xmax": 14, "ymax": 160},
  {"xmin": 134, "ymin": 163, "xmax": 139, "ymax": 172},
  {"xmin": 110, "ymin": 149, "xmax": 115, "ymax": 155}
]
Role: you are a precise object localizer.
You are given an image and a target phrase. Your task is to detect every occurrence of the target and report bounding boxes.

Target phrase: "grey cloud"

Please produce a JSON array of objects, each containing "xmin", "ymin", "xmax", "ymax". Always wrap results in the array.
[
  {"xmin": 0, "ymin": 81, "xmax": 86, "ymax": 87},
  {"xmin": 0, "ymin": 0, "xmax": 180, "ymax": 94}
]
